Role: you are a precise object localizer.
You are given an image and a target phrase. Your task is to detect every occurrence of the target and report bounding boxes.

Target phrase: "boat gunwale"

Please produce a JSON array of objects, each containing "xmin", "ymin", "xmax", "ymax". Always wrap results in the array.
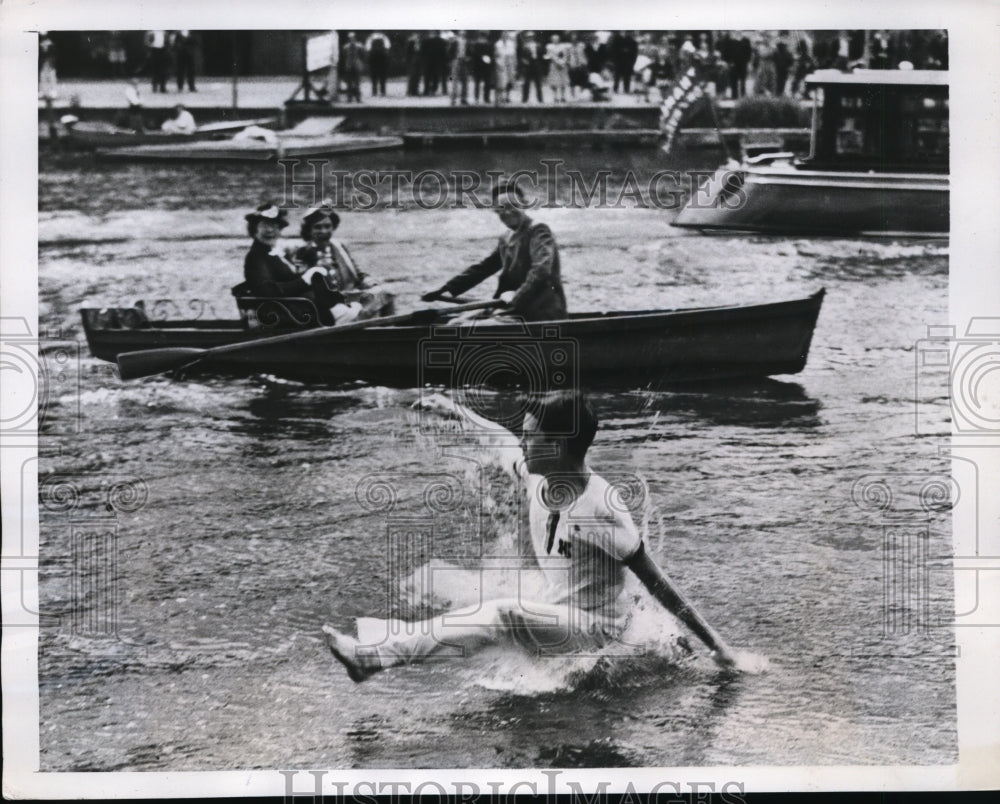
[
  {"xmin": 82, "ymin": 291, "xmax": 825, "ymax": 341},
  {"xmin": 736, "ymin": 166, "xmax": 950, "ymax": 185}
]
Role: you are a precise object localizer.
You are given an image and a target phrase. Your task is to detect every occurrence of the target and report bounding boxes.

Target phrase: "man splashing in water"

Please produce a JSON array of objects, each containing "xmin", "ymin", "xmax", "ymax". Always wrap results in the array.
[{"xmin": 323, "ymin": 390, "xmax": 740, "ymax": 681}]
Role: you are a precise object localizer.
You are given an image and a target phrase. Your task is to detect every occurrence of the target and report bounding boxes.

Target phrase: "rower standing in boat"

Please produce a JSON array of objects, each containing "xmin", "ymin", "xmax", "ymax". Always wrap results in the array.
[
  {"xmin": 420, "ymin": 181, "xmax": 567, "ymax": 321},
  {"xmin": 289, "ymin": 204, "xmax": 395, "ymax": 319},
  {"xmin": 241, "ymin": 203, "xmax": 352, "ymax": 326},
  {"xmin": 323, "ymin": 390, "xmax": 739, "ymax": 682}
]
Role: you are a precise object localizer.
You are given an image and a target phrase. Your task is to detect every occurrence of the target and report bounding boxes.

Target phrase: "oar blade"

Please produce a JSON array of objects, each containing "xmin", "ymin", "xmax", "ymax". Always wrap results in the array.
[{"xmin": 117, "ymin": 347, "xmax": 206, "ymax": 380}]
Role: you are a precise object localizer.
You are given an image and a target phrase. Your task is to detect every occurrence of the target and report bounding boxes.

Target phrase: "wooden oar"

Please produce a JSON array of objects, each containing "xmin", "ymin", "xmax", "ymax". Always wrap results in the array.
[
  {"xmin": 626, "ymin": 545, "xmax": 738, "ymax": 669},
  {"xmin": 117, "ymin": 299, "xmax": 503, "ymax": 381}
]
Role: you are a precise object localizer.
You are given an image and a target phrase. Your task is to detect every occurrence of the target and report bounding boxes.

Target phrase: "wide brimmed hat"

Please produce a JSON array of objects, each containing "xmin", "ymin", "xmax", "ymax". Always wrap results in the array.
[
  {"xmin": 302, "ymin": 204, "xmax": 341, "ymax": 230},
  {"xmin": 244, "ymin": 203, "xmax": 289, "ymax": 228}
]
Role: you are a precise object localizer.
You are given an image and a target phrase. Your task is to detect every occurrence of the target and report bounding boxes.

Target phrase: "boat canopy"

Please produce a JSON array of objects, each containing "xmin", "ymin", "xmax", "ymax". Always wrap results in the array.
[
  {"xmin": 806, "ymin": 69, "xmax": 949, "ymax": 87},
  {"xmin": 803, "ymin": 68, "xmax": 948, "ymax": 172}
]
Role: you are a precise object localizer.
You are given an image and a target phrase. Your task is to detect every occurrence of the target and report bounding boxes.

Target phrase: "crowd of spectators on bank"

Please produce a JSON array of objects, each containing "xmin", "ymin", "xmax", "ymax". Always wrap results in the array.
[
  {"xmin": 42, "ymin": 29, "xmax": 949, "ymax": 106},
  {"xmin": 324, "ymin": 28, "xmax": 949, "ymax": 104}
]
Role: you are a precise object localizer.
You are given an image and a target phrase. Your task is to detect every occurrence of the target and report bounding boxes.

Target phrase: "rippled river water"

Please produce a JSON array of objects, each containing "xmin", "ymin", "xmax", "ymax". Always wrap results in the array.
[{"xmin": 36, "ymin": 148, "xmax": 955, "ymax": 770}]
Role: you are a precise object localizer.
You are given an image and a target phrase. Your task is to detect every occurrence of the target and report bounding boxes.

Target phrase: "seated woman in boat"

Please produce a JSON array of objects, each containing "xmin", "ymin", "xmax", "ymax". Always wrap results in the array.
[
  {"xmin": 160, "ymin": 103, "xmax": 196, "ymax": 135},
  {"xmin": 242, "ymin": 203, "xmax": 352, "ymax": 327},
  {"xmin": 289, "ymin": 205, "xmax": 395, "ymax": 319}
]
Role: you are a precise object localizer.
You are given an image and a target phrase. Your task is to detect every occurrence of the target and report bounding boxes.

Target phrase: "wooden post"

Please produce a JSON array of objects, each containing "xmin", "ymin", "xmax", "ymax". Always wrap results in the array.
[
  {"xmin": 303, "ymin": 35, "xmax": 312, "ymax": 102},
  {"xmin": 44, "ymin": 97, "xmax": 57, "ymax": 141},
  {"xmin": 231, "ymin": 34, "xmax": 239, "ymax": 110}
]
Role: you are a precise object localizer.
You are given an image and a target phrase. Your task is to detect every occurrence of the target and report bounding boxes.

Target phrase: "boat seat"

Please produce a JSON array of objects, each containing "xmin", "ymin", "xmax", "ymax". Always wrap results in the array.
[
  {"xmin": 87, "ymin": 306, "xmax": 151, "ymax": 330},
  {"xmin": 232, "ymin": 290, "xmax": 324, "ymax": 330}
]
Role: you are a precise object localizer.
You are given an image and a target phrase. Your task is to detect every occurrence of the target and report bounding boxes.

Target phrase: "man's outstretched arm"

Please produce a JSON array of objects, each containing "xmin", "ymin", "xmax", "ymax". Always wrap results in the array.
[
  {"xmin": 414, "ymin": 393, "xmax": 522, "ymax": 477},
  {"xmin": 625, "ymin": 542, "xmax": 737, "ymax": 668}
]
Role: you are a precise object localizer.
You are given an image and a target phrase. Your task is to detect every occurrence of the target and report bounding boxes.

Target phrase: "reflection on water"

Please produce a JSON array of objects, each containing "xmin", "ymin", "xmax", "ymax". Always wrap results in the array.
[{"xmin": 596, "ymin": 380, "xmax": 822, "ymax": 434}]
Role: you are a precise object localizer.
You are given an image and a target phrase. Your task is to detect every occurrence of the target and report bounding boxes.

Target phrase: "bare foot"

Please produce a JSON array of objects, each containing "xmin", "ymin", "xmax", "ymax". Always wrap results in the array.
[{"xmin": 322, "ymin": 624, "xmax": 379, "ymax": 683}]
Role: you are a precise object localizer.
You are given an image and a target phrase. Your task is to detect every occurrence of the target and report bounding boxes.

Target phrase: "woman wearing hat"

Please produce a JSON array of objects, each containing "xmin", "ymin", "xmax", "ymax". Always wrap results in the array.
[
  {"xmin": 242, "ymin": 203, "xmax": 343, "ymax": 326},
  {"xmin": 290, "ymin": 205, "xmax": 395, "ymax": 319}
]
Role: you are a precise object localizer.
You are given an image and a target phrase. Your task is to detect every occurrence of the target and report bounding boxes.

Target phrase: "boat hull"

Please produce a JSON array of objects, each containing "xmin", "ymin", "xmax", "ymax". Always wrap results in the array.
[
  {"xmin": 97, "ymin": 134, "xmax": 404, "ymax": 162},
  {"xmin": 672, "ymin": 165, "xmax": 949, "ymax": 237},
  {"xmin": 83, "ymin": 291, "xmax": 825, "ymax": 388},
  {"xmin": 402, "ymin": 129, "xmax": 663, "ymax": 149},
  {"xmin": 66, "ymin": 118, "xmax": 278, "ymax": 148}
]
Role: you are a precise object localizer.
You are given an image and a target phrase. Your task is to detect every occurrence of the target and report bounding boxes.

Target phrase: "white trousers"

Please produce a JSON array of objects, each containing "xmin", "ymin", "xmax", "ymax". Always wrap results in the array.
[{"xmin": 357, "ymin": 597, "xmax": 627, "ymax": 666}]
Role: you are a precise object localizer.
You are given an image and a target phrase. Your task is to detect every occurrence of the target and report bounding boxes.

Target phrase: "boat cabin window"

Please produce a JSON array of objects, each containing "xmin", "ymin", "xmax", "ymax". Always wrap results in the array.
[{"xmin": 811, "ymin": 83, "xmax": 948, "ymax": 172}]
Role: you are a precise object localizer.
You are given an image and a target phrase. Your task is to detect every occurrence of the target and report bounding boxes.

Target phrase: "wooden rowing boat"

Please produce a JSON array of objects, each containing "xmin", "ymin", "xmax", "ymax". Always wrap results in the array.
[
  {"xmin": 96, "ymin": 132, "xmax": 403, "ymax": 162},
  {"xmin": 81, "ymin": 290, "xmax": 825, "ymax": 387},
  {"xmin": 64, "ymin": 117, "xmax": 280, "ymax": 148}
]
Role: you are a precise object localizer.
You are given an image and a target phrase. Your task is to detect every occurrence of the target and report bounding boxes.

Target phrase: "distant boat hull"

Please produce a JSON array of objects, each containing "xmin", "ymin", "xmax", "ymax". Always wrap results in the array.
[
  {"xmin": 672, "ymin": 164, "xmax": 949, "ymax": 237},
  {"xmin": 97, "ymin": 134, "xmax": 404, "ymax": 161},
  {"xmin": 403, "ymin": 129, "xmax": 663, "ymax": 149},
  {"xmin": 82, "ymin": 290, "xmax": 825, "ymax": 387},
  {"xmin": 65, "ymin": 118, "xmax": 279, "ymax": 148}
]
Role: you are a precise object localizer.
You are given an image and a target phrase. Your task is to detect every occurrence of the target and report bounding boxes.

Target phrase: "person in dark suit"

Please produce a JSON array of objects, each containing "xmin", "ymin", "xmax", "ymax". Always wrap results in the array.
[
  {"xmin": 731, "ymin": 32, "xmax": 752, "ymax": 99},
  {"xmin": 172, "ymin": 30, "xmax": 197, "ymax": 92},
  {"xmin": 610, "ymin": 31, "xmax": 638, "ymax": 94},
  {"xmin": 405, "ymin": 32, "xmax": 424, "ymax": 96},
  {"xmin": 585, "ymin": 34, "xmax": 607, "ymax": 73},
  {"xmin": 470, "ymin": 31, "xmax": 493, "ymax": 103},
  {"xmin": 365, "ymin": 32, "xmax": 390, "ymax": 97},
  {"xmin": 420, "ymin": 182, "xmax": 567, "ymax": 322},
  {"xmin": 340, "ymin": 32, "xmax": 364, "ymax": 102},
  {"xmin": 423, "ymin": 31, "xmax": 447, "ymax": 95},
  {"xmin": 518, "ymin": 32, "xmax": 545, "ymax": 103},
  {"xmin": 773, "ymin": 34, "xmax": 794, "ymax": 96}
]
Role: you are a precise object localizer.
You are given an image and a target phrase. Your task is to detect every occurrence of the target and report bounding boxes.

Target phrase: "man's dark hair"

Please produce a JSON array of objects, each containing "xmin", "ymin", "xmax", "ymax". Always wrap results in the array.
[
  {"xmin": 524, "ymin": 390, "xmax": 598, "ymax": 460},
  {"xmin": 491, "ymin": 180, "xmax": 527, "ymax": 205}
]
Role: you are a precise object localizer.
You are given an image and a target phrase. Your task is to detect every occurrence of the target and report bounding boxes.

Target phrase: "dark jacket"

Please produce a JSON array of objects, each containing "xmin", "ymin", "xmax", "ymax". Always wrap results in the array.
[
  {"xmin": 611, "ymin": 33, "xmax": 638, "ymax": 71},
  {"xmin": 442, "ymin": 219, "xmax": 567, "ymax": 321},
  {"xmin": 518, "ymin": 38, "xmax": 545, "ymax": 76},
  {"xmin": 243, "ymin": 241, "xmax": 311, "ymax": 297},
  {"xmin": 470, "ymin": 36, "xmax": 492, "ymax": 78},
  {"xmin": 340, "ymin": 41, "xmax": 365, "ymax": 74},
  {"xmin": 585, "ymin": 42, "xmax": 607, "ymax": 73}
]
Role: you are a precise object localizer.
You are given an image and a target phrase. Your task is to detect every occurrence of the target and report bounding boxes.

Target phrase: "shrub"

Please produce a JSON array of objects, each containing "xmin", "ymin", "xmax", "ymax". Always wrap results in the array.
[{"xmin": 732, "ymin": 96, "xmax": 809, "ymax": 127}]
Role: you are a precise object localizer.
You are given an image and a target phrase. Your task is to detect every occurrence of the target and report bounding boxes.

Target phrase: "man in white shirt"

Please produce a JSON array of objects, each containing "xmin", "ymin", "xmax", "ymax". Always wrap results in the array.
[
  {"xmin": 160, "ymin": 104, "xmax": 196, "ymax": 135},
  {"xmin": 323, "ymin": 390, "xmax": 739, "ymax": 681}
]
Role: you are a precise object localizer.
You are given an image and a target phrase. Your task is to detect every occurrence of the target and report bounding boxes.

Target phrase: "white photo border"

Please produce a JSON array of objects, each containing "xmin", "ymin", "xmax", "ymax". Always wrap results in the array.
[{"xmin": 2, "ymin": 0, "xmax": 999, "ymax": 797}]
